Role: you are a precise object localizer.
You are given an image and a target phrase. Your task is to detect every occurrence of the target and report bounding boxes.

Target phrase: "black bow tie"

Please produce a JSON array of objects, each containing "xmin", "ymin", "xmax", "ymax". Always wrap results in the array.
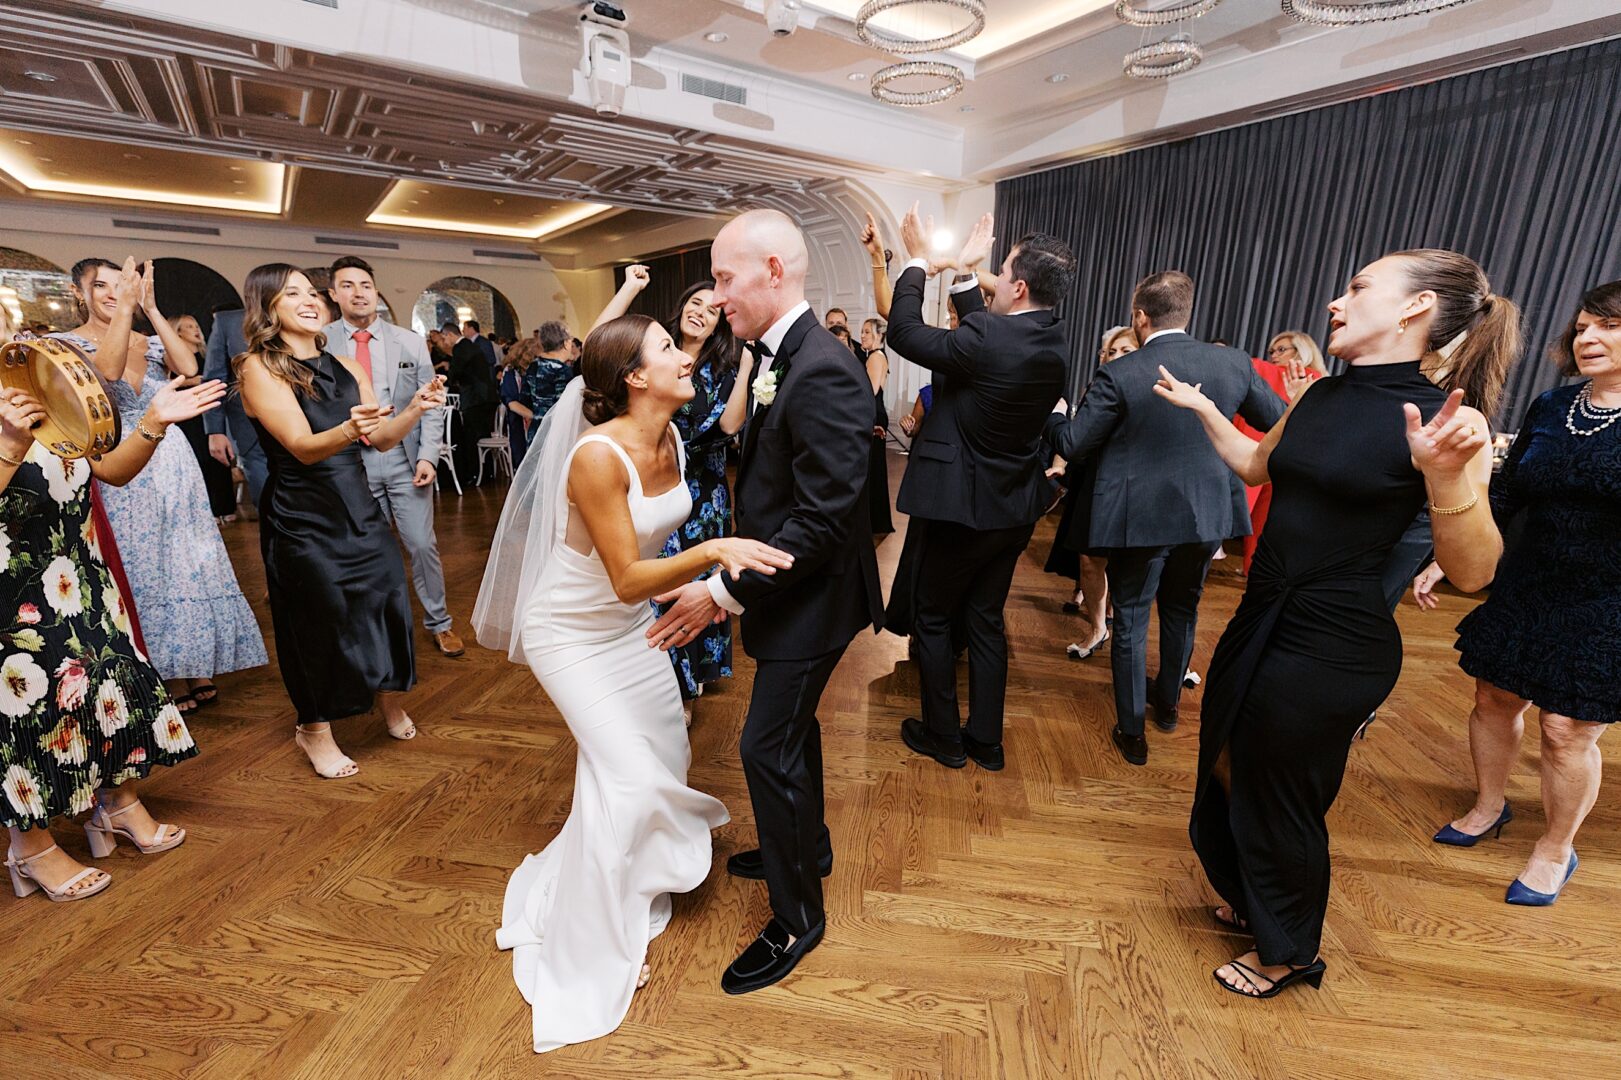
[{"xmin": 751, "ymin": 339, "xmax": 774, "ymax": 360}]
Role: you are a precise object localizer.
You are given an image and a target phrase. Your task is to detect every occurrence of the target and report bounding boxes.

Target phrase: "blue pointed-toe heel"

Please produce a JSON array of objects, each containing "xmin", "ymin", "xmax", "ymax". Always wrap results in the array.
[
  {"xmin": 1505, "ymin": 851, "xmax": 1578, "ymax": 907},
  {"xmin": 1432, "ymin": 802, "xmax": 1512, "ymax": 847}
]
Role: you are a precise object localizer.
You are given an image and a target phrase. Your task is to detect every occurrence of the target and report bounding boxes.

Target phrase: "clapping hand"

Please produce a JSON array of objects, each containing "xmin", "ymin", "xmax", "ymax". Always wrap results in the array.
[
  {"xmin": 0, "ymin": 387, "xmax": 45, "ymax": 461},
  {"xmin": 146, "ymin": 376, "xmax": 226, "ymax": 425},
  {"xmin": 956, "ymin": 212, "xmax": 994, "ymax": 272},
  {"xmin": 113, "ymin": 256, "xmax": 141, "ymax": 311},
  {"xmin": 860, "ymin": 211, "xmax": 885, "ymax": 262},
  {"xmin": 139, "ymin": 260, "xmax": 160, "ymax": 316},
  {"xmin": 900, "ymin": 201, "xmax": 933, "ymax": 262},
  {"xmin": 624, "ymin": 264, "xmax": 651, "ymax": 292},
  {"xmin": 1406, "ymin": 388, "xmax": 1486, "ymax": 480},
  {"xmin": 1152, "ymin": 365, "xmax": 1211, "ymax": 413}
]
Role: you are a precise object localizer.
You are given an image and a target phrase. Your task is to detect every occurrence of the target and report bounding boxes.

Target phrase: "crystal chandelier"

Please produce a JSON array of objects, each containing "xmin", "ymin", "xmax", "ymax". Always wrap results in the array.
[
  {"xmin": 1282, "ymin": 0, "xmax": 1478, "ymax": 25},
  {"xmin": 1115, "ymin": 0, "xmax": 1224, "ymax": 27},
  {"xmin": 855, "ymin": 0, "xmax": 987, "ymax": 54},
  {"xmin": 870, "ymin": 60, "xmax": 965, "ymax": 106},
  {"xmin": 1123, "ymin": 35, "xmax": 1204, "ymax": 79}
]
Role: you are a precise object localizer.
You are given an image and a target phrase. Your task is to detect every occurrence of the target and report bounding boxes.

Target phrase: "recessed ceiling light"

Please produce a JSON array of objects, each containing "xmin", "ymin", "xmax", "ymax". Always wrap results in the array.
[
  {"xmin": 50, "ymin": 171, "xmax": 67, "ymax": 177},
  {"xmin": 848, "ymin": 71, "xmax": 868, "ymax": 81},
  {"xmin": 959, "ymin": 104, "xmax": 975, "ymax": 112},
  {"xmin": 36, "ymin": 156, "xmax": 52, "ymax": 163},
  {"xmin": 704, "ymin": 31, "xmax": 728, "ymax": 43},
  {"xmin": 409, "ymin": 199, "xmax": 420, "ymax": 205},
  {"xmin": 23, "ymin": 71, "xmax": 56, "ymax": 83},
  {"xmin": 14, "ymin": 139, "xmax": 33, "ymax": 146},
  {"xmin": 227, "ymin": 165, "xmax": 243, "ymax": 171},
  {"xmin": 1046, "ymin": 73, "xmax": 1069, "ymax": 83},
  {"xmin": 493, "ymin": 198, "xmax": 504, "ymax": 205},
  {"xmin": 123, "ymin": 153, "xmax": 141, "ymax": 160}
]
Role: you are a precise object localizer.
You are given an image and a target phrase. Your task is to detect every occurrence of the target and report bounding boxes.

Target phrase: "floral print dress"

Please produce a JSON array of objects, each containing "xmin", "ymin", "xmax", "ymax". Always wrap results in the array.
[
  {"xmin": 1, "ymin": 443, "xmax": 194, "ymax": 832},
  {"xmin": 653, "ymin": 358, "xmax": 738, "ymax": 699}
]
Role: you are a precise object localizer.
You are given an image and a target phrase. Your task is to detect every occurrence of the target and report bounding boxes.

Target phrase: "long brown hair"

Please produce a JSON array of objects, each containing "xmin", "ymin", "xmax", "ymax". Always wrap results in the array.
[
  {"xmin": 581, "ymin": 315, "xmax": 655, "ymax": 425},
  {"xmin": 234, "ymin": 263, "xmax": 327, "ymax": 398},
  {"xmin": 1393, "ymin": 249, "xmax": 1521, "ymax": 419}
]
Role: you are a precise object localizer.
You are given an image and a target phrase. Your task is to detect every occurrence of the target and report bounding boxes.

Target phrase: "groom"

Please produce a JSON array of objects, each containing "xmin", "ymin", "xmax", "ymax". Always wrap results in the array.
[{"xmin": 648, "ymin": 208, "xmax": 882, "ymax": 995}]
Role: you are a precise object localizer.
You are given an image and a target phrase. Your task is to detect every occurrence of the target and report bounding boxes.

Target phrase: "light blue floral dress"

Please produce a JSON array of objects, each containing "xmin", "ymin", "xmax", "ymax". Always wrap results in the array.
[{"xmin": 56, "ymin": 335, "xmax": 267, "ymax": 682}]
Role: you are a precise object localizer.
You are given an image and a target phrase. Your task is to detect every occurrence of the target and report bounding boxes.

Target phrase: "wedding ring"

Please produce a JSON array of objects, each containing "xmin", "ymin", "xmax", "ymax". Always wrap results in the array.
[{"xmin": 1463, "ymin": 425, "xmax": 1477, "ymax": 438}]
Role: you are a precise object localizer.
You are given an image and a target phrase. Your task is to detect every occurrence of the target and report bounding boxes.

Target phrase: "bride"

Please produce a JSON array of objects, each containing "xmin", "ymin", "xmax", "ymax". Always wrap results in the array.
[{"xmin": 473, "ymin": 314, "xmax": 793, "ymax": 1053}]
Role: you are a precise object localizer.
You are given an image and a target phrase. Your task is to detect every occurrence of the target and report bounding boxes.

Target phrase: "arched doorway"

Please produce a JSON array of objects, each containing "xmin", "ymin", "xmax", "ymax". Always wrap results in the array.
[
  {"xmin": 0, "ymin": 247, "xmax": 74, "ymax": 334},
  {"xmin": 152, "ymin": 257, "xmax": 242, "ymax": 341},
  {"xmin": 412, "ymin": 276, "xmax": 520, "ymax": 340}
]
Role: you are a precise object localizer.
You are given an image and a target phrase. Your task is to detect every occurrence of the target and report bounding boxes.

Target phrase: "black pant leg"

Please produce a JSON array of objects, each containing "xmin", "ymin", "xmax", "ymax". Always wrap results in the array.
[
  {"xmin": 1151, "ymin": 540, "xmax": 1220, "ymax": 711},
  {"xmin": 740, "ymin": 648, "xmax": 846, "ymax": 938},
  {"xmin": 1103, "ymin": 546, "xmax": 1169, "ymax": 736},
  {"xmin": 962, "ymin": 522, "xmax": 1036, "ymax": 745},
  {"xmin": 912, "ymin": 521, "xmax": 980, "ymax": 742}
]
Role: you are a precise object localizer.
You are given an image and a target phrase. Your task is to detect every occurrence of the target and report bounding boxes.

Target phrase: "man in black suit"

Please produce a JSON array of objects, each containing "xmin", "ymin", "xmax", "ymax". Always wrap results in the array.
[
  {"xmin": 444, "ymin": 321, "xmax": 500, "ymax": 484},
  {"xmin": 647, "ymin": 209, "xmax": 882, "ymax": 995},
  {"xmin": 886, "ymin": 209, "xmax": 1073, "ymax": 771},
  {"xmin": 1046, "ymin": 271, "xmax": 1286, "ymax": 765}
]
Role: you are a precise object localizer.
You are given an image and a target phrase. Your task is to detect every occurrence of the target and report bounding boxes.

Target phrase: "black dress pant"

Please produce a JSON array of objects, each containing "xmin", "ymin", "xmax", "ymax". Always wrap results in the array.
[
  {"xmin": 740, "ymin": 646, "xmax": 846, "ymax": 938},
  {"xmin": 913, "ymin": 518, "xmax": 1036, "ymax": 746},
  {"xmin": 1103, "ymin": 541, "xmax": 1221, "ymax": 736}
]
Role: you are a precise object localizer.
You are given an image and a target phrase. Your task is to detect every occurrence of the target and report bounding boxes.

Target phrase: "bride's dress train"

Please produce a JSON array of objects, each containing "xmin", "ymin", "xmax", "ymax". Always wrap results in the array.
[{"xmin": 492, "ymin": 431, "xmax": 728, "ymax": 1053}]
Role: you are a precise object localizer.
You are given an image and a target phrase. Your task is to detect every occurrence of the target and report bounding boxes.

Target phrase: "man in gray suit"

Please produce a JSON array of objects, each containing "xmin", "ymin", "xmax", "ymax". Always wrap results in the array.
[
  {"xmin": 326, "ymin": 256, "xmax": 464, "ymax": 657},
  {"xmin": 204, "ymin": 306, "xmax": 268, "ymax": 508},
  {"xmin": 1045, "ymin": 270, "xmax": 1285, "ymax": 766}
]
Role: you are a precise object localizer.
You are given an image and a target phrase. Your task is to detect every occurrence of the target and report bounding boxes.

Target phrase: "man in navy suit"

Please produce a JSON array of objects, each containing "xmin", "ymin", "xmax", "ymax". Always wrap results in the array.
[{"xmin": 203, "ymin": 306, "xmax": 267, "ymax": 508}]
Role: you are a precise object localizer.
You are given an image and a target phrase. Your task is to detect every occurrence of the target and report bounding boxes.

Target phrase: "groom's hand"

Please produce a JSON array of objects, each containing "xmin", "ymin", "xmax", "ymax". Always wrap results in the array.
[{"xmin": 647, "ymin": 580, "xmax": 724, "ymax": 650}]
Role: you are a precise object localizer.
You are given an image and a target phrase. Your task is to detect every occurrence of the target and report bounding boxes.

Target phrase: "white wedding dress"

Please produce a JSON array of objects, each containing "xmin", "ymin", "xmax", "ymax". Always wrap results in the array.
[{"xmin": 493, "ymin": 429, "xmax": 729, "ymax": 1054}]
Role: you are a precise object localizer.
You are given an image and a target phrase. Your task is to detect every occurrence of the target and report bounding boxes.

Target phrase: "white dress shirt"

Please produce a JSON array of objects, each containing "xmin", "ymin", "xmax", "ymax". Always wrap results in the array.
[
  {"xmin": 1142, "ymin": 327, "xmax": 1189, "ymax": 346},
  {"xmin": 705, "ymin": 299, "xmax": 812, "ymax": 615}
]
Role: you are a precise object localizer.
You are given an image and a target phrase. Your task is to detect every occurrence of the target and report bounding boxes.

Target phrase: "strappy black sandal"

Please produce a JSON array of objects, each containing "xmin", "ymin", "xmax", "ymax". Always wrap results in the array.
[
  {"xmin": 1214, "ymin": 957, "xmax": 1326, "ymax": 999},
  {"xmin": 1212, "ymin": 905, "xmax": 1249, "ymax": 933},
  {"xmin": 191, "ymin": 681, "xmax": 219, "ymax": 707},
  {"xmin": 171, "ymin": 693, "xmax": 197, "ymax": 714}
]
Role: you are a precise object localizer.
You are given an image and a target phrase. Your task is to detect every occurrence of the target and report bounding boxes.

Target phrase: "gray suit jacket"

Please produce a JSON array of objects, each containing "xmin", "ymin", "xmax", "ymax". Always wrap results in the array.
[
  {"xmin": 324, "ymin": 318, "xmax": 444, "ymax": 474},
  {"xmin": 203, "ymin": 309, "xmax": 246, "ymax": 437},
  {"xmin": 1044, "ymin": 333, "xmax": 1286, "ymax": 549}
]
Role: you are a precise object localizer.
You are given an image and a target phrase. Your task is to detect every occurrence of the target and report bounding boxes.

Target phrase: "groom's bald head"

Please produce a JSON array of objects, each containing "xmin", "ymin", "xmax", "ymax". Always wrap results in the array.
[{"xmin": 711, "ymin": 209, "xmax": 809, "ymax": 340}]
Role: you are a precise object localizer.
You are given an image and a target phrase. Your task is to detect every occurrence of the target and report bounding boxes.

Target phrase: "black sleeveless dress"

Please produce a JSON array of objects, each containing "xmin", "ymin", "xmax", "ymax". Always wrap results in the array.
[
  {"xmin": 253, "ymin": 353, "xmax": 415, "ymax": 725},
  {"xmin": 1189, "ymin": 360, "xmax": 1447, "ymax": 967}
]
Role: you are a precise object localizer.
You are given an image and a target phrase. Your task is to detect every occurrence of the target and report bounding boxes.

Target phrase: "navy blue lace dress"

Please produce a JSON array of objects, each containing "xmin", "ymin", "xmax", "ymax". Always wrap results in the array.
[{"xmin": 1455, "ymin": 383, "xmax": 1621, "ymax": 723}]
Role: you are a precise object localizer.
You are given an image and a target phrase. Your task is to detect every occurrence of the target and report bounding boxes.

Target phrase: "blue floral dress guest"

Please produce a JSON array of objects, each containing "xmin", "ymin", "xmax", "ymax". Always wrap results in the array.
[
  {"xmin": 3, "ymin": 282, "xmax": 226, "ymax": 903},
  {"xmin": 498, "ymin": 339, "xmax": 535, "ymax": 470},
  {"xmin": 56, "ymin": 329, "xmax": 266, "ymax": 713},
  {"xmin": 1437, "ymin": 279, "xmax": 1621, "ymax": 906},
  {"xmin": 520, "ymin": 321, "xmax": 578, "ymax": 443},
  {"xmin": 591, "ymin": 269, "xmax": 754, "ymax": 714}
]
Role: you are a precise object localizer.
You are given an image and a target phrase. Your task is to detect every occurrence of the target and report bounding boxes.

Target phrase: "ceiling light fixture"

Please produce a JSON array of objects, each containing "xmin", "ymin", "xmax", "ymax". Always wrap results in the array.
[
  {"xmin": 1124, "ymin": 35, "xmax": 1203, "ymax": 78},
  {"xmin": 1282, "ymin": 0, "xmax": 1477, "ymax": 24},
  {"xmin": 704, "ymin": 31, "xmax": 728, "ymax": 43},
  {"xmin": 848, "ymin": 71, "xmax": 868, "ymax": 81},
  {"xmin": 855, "ymin": 0, "xmax": 986, "ymax": 55},
  {"xmin": 0, "ymin": 150, "xmax": 286, "ymax": 214},
  {"xmin": 1114, "ymin": 0, "xmax": 1223, "ymax": 26},
  {"xmin": 367, "ymin": 200, "xmax": 614, "ymax": 240},
  {"xmin": 22, "ymin": 71, "xmax": 57, "ymax": 83},
  {"xmin": 870, "ymin": 60, "xmax": 965, "ymax": 107},
  {"xmin": 1046, "ymin": 73, "xmax": 1069, "ymax": 83}
]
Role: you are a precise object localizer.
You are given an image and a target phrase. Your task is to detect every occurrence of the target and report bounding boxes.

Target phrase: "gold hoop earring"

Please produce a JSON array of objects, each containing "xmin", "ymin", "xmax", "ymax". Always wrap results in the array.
[{"xmin": 1397, "ymin": 317, "xmax": 1408, "ymax": 335}]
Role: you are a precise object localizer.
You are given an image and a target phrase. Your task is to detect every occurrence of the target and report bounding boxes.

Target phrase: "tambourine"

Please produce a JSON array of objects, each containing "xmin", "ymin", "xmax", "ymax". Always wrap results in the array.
[{"xmin": 0, "ymin": 336, "xmax": 121, "ymax": 459}]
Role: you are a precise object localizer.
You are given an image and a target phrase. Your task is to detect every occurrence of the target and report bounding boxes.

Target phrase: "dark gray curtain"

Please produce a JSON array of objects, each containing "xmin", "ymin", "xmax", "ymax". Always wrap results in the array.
[
  {"xmin": 994, "ymin": 38, "xmax": 1621, "ymax": 431},
  {"xmin": 613, "ymin": 245, "xmax": 713, "ymax": 324}
]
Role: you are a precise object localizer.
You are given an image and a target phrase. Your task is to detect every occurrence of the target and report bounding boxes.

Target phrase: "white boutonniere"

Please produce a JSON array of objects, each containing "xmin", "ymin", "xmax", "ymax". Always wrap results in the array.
[{"xmin": 752, "ymin": 366, "xmax": 779, "ymax": 408}]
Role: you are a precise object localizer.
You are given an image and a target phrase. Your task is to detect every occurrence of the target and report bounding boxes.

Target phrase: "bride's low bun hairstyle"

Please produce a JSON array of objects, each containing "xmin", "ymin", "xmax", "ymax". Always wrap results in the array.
[{"xmin": 581, "ymin": 314, "xmax": 656, "ymax": 425}]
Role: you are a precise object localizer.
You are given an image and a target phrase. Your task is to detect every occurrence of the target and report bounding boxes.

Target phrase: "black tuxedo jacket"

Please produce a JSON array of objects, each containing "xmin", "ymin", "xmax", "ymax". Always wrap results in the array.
[
  {"xmin": 1044, "ymin": 333, "xmax": 1286, "ymax": 549},
  {"xmin": 450, "ymin": 338, "xmax": 499, "ymax": 410},
  {"xmin": 729, "ymin": 309, "xmax": 884, "ymax": 661},
  {"xmin": 887, "ymin": 266, "xmax": 1068, "ymax": 530}
]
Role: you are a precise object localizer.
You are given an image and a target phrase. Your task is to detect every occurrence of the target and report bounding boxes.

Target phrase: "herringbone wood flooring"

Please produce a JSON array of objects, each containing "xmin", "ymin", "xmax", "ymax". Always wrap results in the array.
[{"xmin": 4, "ymin": 454, "xmax": 1618, "ymax": 1079}]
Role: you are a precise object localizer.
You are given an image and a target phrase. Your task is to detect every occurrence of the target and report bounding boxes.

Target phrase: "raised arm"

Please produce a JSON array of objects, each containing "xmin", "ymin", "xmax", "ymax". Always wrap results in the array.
[
  {"xmin": 1407, "ymin": 393, "xmax": 1499, "ymax": 593},
  {"xmin": 860, "ymin": 211, "xmax": 894, "ymax": 320},
  {"xmin": 1152, "ymin": 364, "xmax": 1295, "ymax": 486},
  {"xmin": 139, "ymin": 262, "xmax": 197, "ymax": 382},
  {"xmin": 90, "ymin": 377, "xmax": 227, "ymax": 486},
  {"xmin": 590, "ymin": 264, "xmax": 650, "ymax": 332},
  {"xmin": 569, "ymin": 439, "xmax": 792, "ymax": 604},
  {"xmin": 718, "ymin": 348, "xmax": 756, "ymax": 436}
]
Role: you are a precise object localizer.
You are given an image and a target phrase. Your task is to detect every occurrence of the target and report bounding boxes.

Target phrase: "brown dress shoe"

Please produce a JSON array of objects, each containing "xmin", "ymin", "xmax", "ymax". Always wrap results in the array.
[{"xmin": 433, "ymin": 629, "xmax": 465, "ymax": 657}]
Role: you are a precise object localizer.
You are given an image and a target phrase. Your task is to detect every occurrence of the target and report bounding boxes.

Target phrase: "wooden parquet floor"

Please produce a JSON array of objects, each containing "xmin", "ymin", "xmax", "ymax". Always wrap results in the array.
[{"xmin": 4, "ymin": 454, "xmax": 1619, "ymax": 1079}]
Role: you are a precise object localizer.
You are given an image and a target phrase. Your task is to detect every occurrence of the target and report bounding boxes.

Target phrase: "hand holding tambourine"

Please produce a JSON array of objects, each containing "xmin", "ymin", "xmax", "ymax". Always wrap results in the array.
[
  {"xmin": 0, "ymin": 336, "xmax": 121, "ymax": 459},
  {"xmin": 0, "ymin": 387, "xmax": 46, "ymax": 464}
]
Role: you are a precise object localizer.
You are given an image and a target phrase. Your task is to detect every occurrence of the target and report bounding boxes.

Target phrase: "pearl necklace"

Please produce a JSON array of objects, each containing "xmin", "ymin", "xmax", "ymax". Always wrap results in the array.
[{"xmin": 1565, "ymin": 382, "xmax": 1621, "ymax": 437}]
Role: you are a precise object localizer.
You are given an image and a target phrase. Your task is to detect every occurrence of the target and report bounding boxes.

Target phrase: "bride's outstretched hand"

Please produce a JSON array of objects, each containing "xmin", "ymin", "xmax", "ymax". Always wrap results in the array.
[
  {"xmin": 1152, "ymin": 365, "xmax": 1209, "ymax": 412},
  {"xmin": 707, "ymin": 537, "xmax": 794, "ymax": 581},
  {"xmin": 1406, "ymin": 388, "xmax": 1485, "ymax": 480}
]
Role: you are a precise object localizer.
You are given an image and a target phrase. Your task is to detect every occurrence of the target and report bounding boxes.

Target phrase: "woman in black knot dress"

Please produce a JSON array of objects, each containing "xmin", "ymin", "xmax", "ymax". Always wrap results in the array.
[
  {"xmin": 1157, "ymin": 249, "xmax": 1516, "ymax": 998},
  {"xmin": 1439, "ymin": 279, "xmax": 1621, "ymax": 906},
  {"xmin": 235, "ymin": 264, "xmax": 446, "ymax": 779}
]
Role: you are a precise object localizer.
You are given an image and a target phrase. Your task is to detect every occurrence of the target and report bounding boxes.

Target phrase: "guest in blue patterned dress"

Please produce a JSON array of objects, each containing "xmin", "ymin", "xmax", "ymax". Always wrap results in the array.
[
  {"xmin": 520, "ymin": 322, "xmax": 578, "ymax": 442},
  {"xmin": 498, "ymin": 337, "xmax": 537, "ymax": 470},
  {"xmin": 3, "ymin": 274, "xmax": 226, "ymax": 904},
  {"xmin": 59, "ymin": 259, "xmax": 266, "ymax": 715},
  {"xmin": 593, "ymin": 267, "xmax": 756, "ymax": 719},
  {"xmin": 1437, "ymin": 279, "xmax": 1621, "ymax": 906}
]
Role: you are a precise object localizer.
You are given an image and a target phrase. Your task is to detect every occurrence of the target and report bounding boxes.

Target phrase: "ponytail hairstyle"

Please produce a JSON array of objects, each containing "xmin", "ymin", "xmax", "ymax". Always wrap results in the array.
[
  {"xmin": 1393, "ymin": 249, "xmax": 1522, "ymax": 419},
  {"xmin": 1552, "ymin": 280, "xmax": 1621, "ymax": 377},
  {"xmin": 69, "ymin": 257, "xmax": 122, "ymax": 320},
  {"xmin": 234, "ymin": 263, "xmax": 327, "ymax": 398},
  {"xmin": 580, "ymin": 314, "xmax": 656, "ymax": 425},
  {"xmin": 664, "ymin": 279, "xmax": 739, "ymax": 376}
]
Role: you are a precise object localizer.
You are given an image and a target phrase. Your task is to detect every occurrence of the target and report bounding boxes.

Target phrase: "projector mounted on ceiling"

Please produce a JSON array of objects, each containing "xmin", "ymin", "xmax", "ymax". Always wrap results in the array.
[
  {"xmin": 579, "ymin": 2, "xmax": 631, "ymax": 118},
  {"xmin": 764, "ymin": 0, "xmax": 802, "ymax": 37}
]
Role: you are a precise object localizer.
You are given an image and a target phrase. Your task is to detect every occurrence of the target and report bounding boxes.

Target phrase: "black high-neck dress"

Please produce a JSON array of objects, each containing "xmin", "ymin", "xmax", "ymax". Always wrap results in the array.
[
  {"xmin": 253, "ymin": 353, "xmax": 415, "ymax": 726},
  {"xmin": 1190, "ymin": 360, "xmax": 1448, "ymax": 968}
]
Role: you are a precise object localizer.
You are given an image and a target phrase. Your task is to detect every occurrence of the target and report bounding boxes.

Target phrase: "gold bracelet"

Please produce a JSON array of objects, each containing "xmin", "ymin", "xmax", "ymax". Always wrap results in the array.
[
  {"xmin": 871, "ymin": 263, "xmax": 886, "ymax": 270},
  {"xmin": 0, "ymin": 448, "xmax": 25, "ymax": 468},
  {"xmin": 1429, "ymin": 493, "xmax": 1479, "ymax": 516},
  {"xmin": 136, "ymin": 419, "xmax": 166, "ymax": 443}
]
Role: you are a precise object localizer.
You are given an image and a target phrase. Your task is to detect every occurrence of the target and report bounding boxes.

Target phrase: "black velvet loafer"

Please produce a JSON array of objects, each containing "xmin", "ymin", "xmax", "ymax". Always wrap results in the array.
[
  {"xmin": 901, "ymin": 717, "xmax": 967, "ymax": 768},
  {"xmin": 721, "ymin": 918, "xmax": 824, "ymax": 995},
  {"xmin": 726, "ymin": 848, "xmax": 833, "ymax": 881}
]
